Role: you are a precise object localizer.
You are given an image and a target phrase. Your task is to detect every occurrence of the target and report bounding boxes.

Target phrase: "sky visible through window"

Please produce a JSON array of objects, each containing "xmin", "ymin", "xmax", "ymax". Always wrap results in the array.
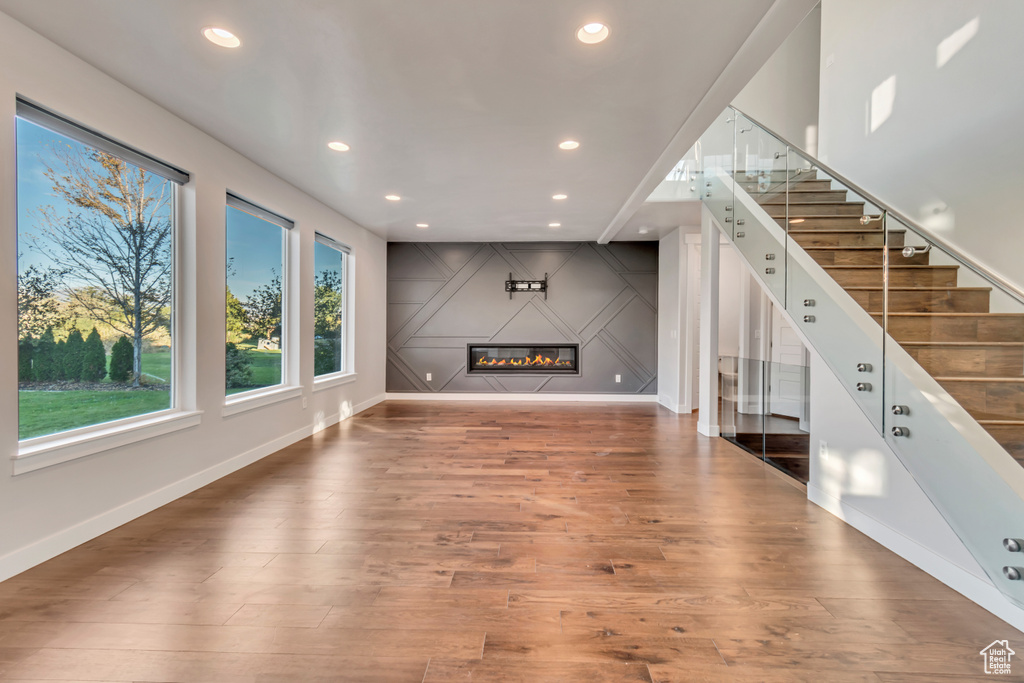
[{"xmin": 226, "ymin": 206, "xmax": 283, "ymax": 300}]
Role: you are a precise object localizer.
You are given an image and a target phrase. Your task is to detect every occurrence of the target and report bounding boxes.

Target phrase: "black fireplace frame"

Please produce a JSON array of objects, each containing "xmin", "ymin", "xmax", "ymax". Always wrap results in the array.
[{"xmin": 467, "ymin": 343, "xmax": 580, "ymax": 375}]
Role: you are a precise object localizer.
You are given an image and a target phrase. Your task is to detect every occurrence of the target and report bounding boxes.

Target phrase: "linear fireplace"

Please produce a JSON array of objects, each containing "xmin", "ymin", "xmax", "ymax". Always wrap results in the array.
[{"xmin": 468, "ymin": 344, "xmax": 579, "ymax": 374}]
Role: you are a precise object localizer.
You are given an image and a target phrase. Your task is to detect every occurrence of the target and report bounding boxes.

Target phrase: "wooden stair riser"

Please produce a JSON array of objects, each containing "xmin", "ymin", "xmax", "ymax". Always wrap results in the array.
[
  {"xmin": 767, "ymin": 203, "xmax": 865, "ymax": 218},
  {"xmin": 850, "ymin": 289, "xmax": 990, "ymax": 313},
  {"xmin": 806, "ymin": 248, "xmax": 929, "ymax": 266},
  {"xmin": 938, "ymin": 379, "xmax": 1024, "ymax": 420},
  {"xmin": 757, "ymin": 190, "xmax": 852, "ymax": 204},
  {"xmin": 753, "ymin": 180, "xmax": 835, "ymax": 193},
  {"xmin": 826, "ymin": 266, "xmax": 958, "ymax": 288},
  {"xmin": 905, "ymin": 346, "xmax": 1024, "ymax": 377},
  {"xmin": 778, "ymin": 217, "xmax": 884, "ymax": 230},
  {"xmin": 876, "ymin": 314, "xmax": 1024, "ymax": 342},
  {"xmin": 733, "ymin": 170, "xmax": 818, "ymax": 183},
  {"xmin": 790, "ymin": 230, "xmax": 905, "ymax": 248}
]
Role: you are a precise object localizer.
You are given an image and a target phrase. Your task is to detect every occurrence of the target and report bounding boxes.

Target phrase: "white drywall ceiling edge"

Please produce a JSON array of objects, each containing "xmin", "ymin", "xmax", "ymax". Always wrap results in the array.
[{"xmin": 598, "ymin": 0, "xmax": 819, "ymax": 244}]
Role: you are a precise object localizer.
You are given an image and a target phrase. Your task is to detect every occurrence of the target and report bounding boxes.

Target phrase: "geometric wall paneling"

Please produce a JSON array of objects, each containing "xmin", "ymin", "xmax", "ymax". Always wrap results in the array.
[
  {"xmin": 387, "ymin": 278, "xmax": 445, "ymax": 304},
  {"xmin": 441, "ymin": 373, "xmax": 499, "ymax": 393},
  {"xmin": 493, "ymin": 375, "xmax": 552, "ymax": 393},
  {"xmin": 491, "ymin": 300, "xmax": 574, "ymax": 344},
  {"xmin": 386, "ymin": 241, "xmax": 657, "ymax": 394},
  {"xmin": 542, "ymin": 336, "xmax": 647, "ymax": 393},
  {"xmin": 604, "ymin": 296, "xmax": 658, "ymax": 373},
  {"xmin": 425, "ymin": 243, "xmax": 481, "ymax": 275},
  {"xmin": 545, "ymin": 245, "xmax": 628, "ymax": 334},
  {"xmin": 386, "ymin": 355, "xmax": 427, "ymax": 392},
  {"xmin": 388, "ymin": 246, "xmax": 495, "ymax": 349},
  {"xmin": 619, "ymin": 272, "xmax": 659, "ymax": 309},
  {"xmin": 387, "ymin": 303, "xmax": 425, "ymax": 338},
  {"xmin": 387, "ymin": 242, "xmax": 450, "ymax": 280},
  {"xmin": 414, "ymin": 252, "xmax": 527, "ymax": 338},
  {"xmin": 396, "ymin": 346, "xmax": 471, "ymax": 391},
  {"xmin": 503, "ymin": 246, "xmax": 577, "ymax": 280}
]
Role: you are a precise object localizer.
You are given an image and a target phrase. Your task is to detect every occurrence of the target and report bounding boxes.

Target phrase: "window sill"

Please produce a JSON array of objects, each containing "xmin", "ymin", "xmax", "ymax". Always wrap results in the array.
[
  {"xmin": 222, "ymin": 385, "xmax": 303, "ymax": 417},
  {"xmin": 13, "ymin": 409, "xmax": 204, "ymax": 476},
  {"xmin": 313, "ymin": 372, "xmax": 358, "ymax": 392}
]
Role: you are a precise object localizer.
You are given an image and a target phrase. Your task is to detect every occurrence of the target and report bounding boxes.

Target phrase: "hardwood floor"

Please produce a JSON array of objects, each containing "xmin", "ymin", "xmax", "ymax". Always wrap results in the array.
[{"xmin": 0, "ymin": 401, "xmax": 1020, "ymax": 682}]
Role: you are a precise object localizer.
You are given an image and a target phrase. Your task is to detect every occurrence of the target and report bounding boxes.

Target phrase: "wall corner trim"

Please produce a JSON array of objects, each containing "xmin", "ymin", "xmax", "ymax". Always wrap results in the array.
[{"xmin": 808, "ymin": 483, "xmax": 1024, "ymax": 633}]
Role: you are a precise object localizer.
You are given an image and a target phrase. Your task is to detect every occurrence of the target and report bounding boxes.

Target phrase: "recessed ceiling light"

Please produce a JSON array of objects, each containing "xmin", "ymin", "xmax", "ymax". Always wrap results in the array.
[
  {"xmin": 202, "ymin": 27, "xmax": 241, "ymax": 48},
  {"xmin": 549, "ymin": 222, "xmax": 561, "ymax": 228},
  {"xmin": 577, "ymin": 22, "xmax": 609, "ymax": 44},
  {"xmin": 552, "ymin": 193, "xmax": 568, "ymax": 200},
  {"xmin": 638, "ymin": 227, "xmax": 650, "ymax": 235},
  {"xmin": 559, "ymin": 140, "xmax": 580, "ymax": 150},
  {"xmin": 416, "ymin": 223, "xmax": 429, "ymax": 228},
  {"xmin": 327, "ymin": 141, "xmax": 350, "ymax": 152},
  {"xmin": 385, "ymin": 195, "xmax": 401, "ymax": 201}
]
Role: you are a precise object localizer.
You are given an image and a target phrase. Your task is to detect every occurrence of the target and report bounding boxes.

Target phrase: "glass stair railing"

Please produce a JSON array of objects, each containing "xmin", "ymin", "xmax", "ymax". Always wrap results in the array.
[{"xmin": 698, "ymin": 106, "xmax": 1024, "ymax": 609}]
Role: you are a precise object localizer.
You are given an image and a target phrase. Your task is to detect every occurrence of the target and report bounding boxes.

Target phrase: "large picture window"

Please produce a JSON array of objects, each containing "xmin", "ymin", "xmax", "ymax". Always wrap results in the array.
[
  {"xmin": 225, "ymin": 194, "xmax": 290, "ymax": 395},
  {"xmin": 16, "ymin": 100, "xmax": 185, "ymax": 441},
  {"xmin": 313, "ymin": 234, "xmax": 349, "ymax": 377}
]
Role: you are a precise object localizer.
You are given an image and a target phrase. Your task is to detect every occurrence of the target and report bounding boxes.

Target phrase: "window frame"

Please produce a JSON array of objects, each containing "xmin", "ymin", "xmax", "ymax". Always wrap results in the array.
[
  {"xmin": 13, "ymin": 100, "xmax": 198, "ymax": 474},
  {"xmin": 223, "ymin": 193, "xmax": 297, "ymax": 413},
  {"xmin": 312, "ymin": 232, "xmax": 353, "ymax": 384}
]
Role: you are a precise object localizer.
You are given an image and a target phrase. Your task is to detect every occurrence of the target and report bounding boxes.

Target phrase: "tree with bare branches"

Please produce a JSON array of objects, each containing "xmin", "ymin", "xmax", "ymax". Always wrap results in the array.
[{"xmin": 32, "ymin": 147, "xmax": 172, "ymax": 387}]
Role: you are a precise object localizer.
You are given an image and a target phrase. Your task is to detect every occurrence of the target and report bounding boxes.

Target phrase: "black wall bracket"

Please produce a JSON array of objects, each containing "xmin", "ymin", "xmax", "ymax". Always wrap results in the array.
[{"xmin": 505, "ymin": 272, "xmax": 548, "ymax": 299}]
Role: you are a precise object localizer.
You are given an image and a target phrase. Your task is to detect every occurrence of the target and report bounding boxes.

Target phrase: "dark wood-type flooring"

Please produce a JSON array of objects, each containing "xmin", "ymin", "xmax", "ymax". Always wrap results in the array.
[{"xmin": 0, "ymin": 401, "xmax": 1021, "ymax": 682}]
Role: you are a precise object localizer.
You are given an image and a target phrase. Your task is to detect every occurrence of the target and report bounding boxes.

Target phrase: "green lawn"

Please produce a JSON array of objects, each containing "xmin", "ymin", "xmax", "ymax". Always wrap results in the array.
[
  {"xmin": 140, "ymin": 351, "xmax": 171, "ymax": 383},
  {"xmin": 227, "ymin": 349, "xmax": 282, "ymax": 395},
  {"xmin": 19, "ymin": 390, "xmax": 170, "ymax": 440}
]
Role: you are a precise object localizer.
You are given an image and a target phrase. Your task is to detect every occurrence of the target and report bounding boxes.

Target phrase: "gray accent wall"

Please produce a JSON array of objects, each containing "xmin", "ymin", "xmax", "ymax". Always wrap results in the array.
[{"xmin": 387, "ymin": 242, "xmax": 657, "ymax": 394}]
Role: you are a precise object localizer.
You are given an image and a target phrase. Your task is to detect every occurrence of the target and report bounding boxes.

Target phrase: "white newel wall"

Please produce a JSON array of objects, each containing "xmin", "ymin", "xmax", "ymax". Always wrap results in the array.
[{"xmin": 0, "ymin": 12, "xmax": 387, "ymax": 580}]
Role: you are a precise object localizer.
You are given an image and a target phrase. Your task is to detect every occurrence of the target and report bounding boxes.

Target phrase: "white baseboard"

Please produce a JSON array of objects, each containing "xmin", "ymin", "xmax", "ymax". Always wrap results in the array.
[
  {"xmin": 384, "ymin": 392, "xmax": 658, "ymax": 403},
  {"xmin": 658, "ymin": 395, "xmax": 692, "ymax": 413},
  {"xmin": 808, "ymin": 483, "xmax": 1024, "ymax": 632},
  {"xmin": 0, "ymin": 394, "xmax": 386, "ymax": 583}
]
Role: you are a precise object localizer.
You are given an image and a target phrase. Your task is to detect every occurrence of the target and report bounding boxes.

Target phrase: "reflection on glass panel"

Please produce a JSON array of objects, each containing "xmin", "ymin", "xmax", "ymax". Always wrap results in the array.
[
  {"xmin": 314, "ymin": 237, "xmax": 346, "ymax": 377},
  {"xmin": 225, "ymin": 205, "xmax": 284, "ymax": 394},
  {"xmin": 16, "ymin": 117, "xmax": 174, "ymax": 439}
]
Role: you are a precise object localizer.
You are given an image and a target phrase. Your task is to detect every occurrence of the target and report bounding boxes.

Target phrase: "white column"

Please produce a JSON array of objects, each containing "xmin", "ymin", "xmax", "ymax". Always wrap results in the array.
[{"xmin": 697, "ymin": 204, "xmax": 720, "ymax": 437}]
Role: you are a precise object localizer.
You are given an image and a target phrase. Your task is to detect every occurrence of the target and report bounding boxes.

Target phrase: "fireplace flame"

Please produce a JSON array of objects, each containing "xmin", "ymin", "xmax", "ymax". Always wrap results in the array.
[{"xmin": 475, "ymin": 353, "xmax": 572, "ymax": 367}]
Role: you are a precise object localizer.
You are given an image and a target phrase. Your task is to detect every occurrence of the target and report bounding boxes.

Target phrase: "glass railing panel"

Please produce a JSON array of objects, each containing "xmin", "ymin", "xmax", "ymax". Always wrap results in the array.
[
  {"xmin": 699, "ymin": 111, "xmax": 735, "ymax": 238},
  {"xmin": 720, "ymin": 356, "xmax": 766, "ymax": 461},
  {"xmin": 732, "ymin": 113, "xmax": 789, "ymax": 305},
  {"xmin": 765, "ymin": 360, "xmax": 811, "ymax": 484},
  {"xmin": 883, "ymin": 213, "xmax": 1024, "ymax": 473}
]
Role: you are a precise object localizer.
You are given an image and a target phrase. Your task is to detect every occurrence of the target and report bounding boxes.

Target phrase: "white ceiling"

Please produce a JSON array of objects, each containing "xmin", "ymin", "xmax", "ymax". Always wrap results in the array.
[{"xmin": 0, "ymin": 0, "xmax": 810, "ymax": 243}]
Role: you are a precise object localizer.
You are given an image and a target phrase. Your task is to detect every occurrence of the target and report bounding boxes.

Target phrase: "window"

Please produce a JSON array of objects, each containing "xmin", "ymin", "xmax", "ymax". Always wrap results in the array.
[
  {"xmin": 225, "ymin": 194, "xmax": 291, "ymax": 395},
  {"xmin": 314, "ymin": 234, "xmax": 349, "ymax": 377},
  {"xmin": 16, "ymin": 100, "xmax": 187, "ymax": 441}
]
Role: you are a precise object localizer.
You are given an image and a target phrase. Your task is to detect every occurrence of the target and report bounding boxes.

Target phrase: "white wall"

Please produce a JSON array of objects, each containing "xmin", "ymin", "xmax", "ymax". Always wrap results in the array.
[
  {"xmin": 818, "ymin": 0, "xmax": 1024, "ymax": 292},
  {"xmin": 657, "ymin": 229, "xmax": 684, "ymax": 412},
  {"xmin": 0, "ymin": 12, "xmax": 387, "ymax": 579},
  {"xmin": 717, "ymin": 244, "xmax": 743, "ymax": 357},
  {"xmin": 733, "ymin": 4, "xmax": 821, "ymax": 154}
]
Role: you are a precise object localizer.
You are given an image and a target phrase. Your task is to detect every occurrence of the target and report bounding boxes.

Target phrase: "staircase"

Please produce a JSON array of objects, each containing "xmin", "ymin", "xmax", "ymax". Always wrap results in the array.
[{"xmin": 743, "ymin": 170, "xmax": 1024, "ymax": 467}]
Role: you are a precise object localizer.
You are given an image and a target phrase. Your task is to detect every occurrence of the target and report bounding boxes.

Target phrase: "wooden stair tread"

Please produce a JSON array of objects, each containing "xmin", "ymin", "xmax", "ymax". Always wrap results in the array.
[
  {"xmin": 844, "ymin": 286, "xmax": 990, "ymax": 291},
  {"xmin": 805, "ymin": 246, "xmax": 911, "ymax": 251},
  {"xmin": 978, "ymin": 419, "xmax": 1024, "ymax": 426},
  {"xmin": 788, "ymin": 225, "xmax": 902, "ymax": 230},
  {"xmin": 823, "ymin": 265, "xmax": 958, "ymax": 270},
  {"xmin": 935, "ymin": 376, "xmax": 1024, "ymax": 383},
  {"xmin": 880, "ymin": 312, "xmax": 1024, "ymax": 317},
  {"xmin": 900, "ymin": 341, "xmax": 1024, "ymax": 347}
]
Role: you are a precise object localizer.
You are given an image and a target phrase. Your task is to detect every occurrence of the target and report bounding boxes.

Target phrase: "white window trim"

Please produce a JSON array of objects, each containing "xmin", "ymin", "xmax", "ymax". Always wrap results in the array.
[
  {"xmin": 313, "ymin": 371, "xmax": 358, "ymax": 392},
  {"xmin": 13, "ymin": 409, "xmax": 203, "ymax": 476},
  {"xmin": 313, "ymin": 233, "xmax": 352, "ymax": 380},
  {"xmin": 222, "ymin": 384, "xmax": 303, "ymax": 417}
]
